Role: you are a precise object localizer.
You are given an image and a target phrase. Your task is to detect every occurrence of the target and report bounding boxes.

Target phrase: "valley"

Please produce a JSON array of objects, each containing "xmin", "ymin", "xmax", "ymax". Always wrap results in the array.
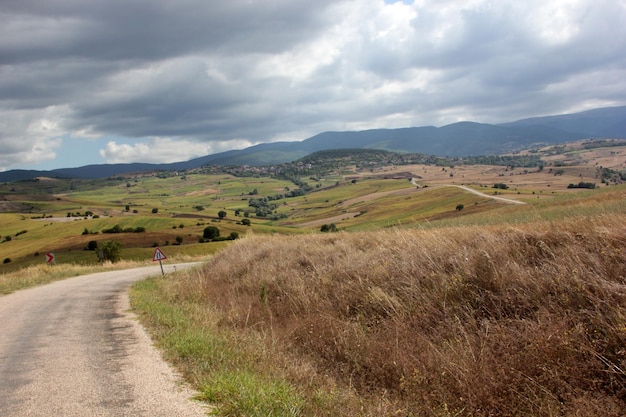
[{"xmin": 1, "ymin": 140, "xmax": 625, "ymax": 272}]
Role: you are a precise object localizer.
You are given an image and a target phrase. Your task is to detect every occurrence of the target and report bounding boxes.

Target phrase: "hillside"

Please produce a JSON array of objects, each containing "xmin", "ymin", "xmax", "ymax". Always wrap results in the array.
[
  {"xmin": 1, "ymin": 106, "xmax": 625, "ymax": 182},
  {"xmin": 132, "ymin": 193, "xmax": 626, "ymax": 416},
  {"xmin": 1, "ymin": 139, "xmax": 625, "ymax": 273}
]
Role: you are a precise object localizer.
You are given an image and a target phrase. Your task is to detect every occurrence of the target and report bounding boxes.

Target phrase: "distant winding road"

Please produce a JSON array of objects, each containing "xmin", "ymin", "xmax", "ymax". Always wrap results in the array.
[
  {"xmin": 411, "ymin": 178, "xmax": 526, "ymax": 205},
  {"xmin": 449, "ymin": 184, "xmax": 526, "ymax": 205},
  {"xmin": 0, "ymin": 264, "xmax": 208, "ymax": 417}
]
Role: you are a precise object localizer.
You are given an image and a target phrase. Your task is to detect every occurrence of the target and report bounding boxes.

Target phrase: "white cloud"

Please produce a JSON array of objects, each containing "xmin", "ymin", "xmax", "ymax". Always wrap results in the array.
[
  {"xmin": 99, "ymin": 137, "xmax": 255, "ymax": 164},
  {"xmin": 0, "ymin": 106, "xmax": 65, "ymax": 170},
  {"xmin": 0, "ymin": 0, "xmax": 625, "ymax": 170}
]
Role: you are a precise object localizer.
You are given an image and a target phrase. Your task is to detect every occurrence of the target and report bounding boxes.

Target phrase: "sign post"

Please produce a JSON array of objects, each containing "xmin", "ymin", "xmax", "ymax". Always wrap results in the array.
[
  {"xmin": 45, "ymin": 253, "xmax": 55, "ymax": 265},
  {"xmin": 152, "ymin": 247, "xmax": 167, "ymax": 275}
]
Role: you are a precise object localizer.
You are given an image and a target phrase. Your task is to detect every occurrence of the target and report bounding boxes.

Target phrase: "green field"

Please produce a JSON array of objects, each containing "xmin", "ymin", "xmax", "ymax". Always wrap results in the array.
[{"xmin": 1, "ymin": 145, "xmax": 624, "ymax": 271}]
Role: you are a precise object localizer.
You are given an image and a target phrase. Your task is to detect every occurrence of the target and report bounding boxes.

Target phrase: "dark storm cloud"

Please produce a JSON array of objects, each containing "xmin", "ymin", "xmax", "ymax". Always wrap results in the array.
[{"xmin": 1, "ymin": 0, "xmax": 625, "ymax": 169}]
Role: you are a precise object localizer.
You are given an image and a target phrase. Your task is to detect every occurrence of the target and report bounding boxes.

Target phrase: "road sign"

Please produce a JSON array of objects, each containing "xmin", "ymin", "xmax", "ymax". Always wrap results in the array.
[
  {"xmin": 45, "ymin": 253, "xmax": 55, "ymax": 264},
  {"xmin": 152, "ymin": 247, "xmax": 167, "ymax": 275},
  {"xmin": 152, "ymin": 247, "xmax": 167, "ymax": 261}
]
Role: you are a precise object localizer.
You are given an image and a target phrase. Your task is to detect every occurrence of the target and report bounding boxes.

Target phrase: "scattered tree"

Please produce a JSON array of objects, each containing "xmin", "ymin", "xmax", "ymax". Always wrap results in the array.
[
  {"xmin": 456, "ymin": 204, "xmax": 464, "ymax": 211},
  {"xmin": 203, "ymin": 226, "xmax": 220, "ymax": 240},
  {"xmin": 151, "ymin": 208, "xmax": 159, "ymax": 214},
  {"xmin": 99, "ymin": 240, "xmax": 122, "ymax": 263},
  {"xmin": 218, "ymin": 210, "xmax": 227, "ymax": 219}
]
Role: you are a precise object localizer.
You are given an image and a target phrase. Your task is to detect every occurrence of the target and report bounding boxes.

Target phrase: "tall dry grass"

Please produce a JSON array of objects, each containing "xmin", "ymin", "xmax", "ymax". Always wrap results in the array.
[
  {"xmin": 0, "ymin": 259, "xmax": 151, "ymax": 294},
  {"xmin": 171, "ymin": 214, "xmax": 626, "ymax": 416}
]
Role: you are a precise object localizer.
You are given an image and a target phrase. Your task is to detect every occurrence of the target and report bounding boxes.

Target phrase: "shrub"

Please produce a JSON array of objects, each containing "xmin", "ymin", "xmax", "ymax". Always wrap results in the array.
[
  {"xmin": 151, "ymin": 208, "xmax": 158, "ymax": 214},
  {"xmin": 86, "ymin": 240, "xmax": 98, "ymax": 251},
  {"xmin": 203, "ymin": 226, "xmax": 220, "ymax": 240},
  {"xmin": 567, "ymin": 182, "xmax": 596, "ymax": 189},
  {"xmin": 3, "ymin": 258, "xmax": 11, "ymax": 264},
  {"xmin": 99, "ymin": 240, "xmax": 122, "ymax": 263},
  {"xmin": 103, "ymin": 224, "xmax": 122, "ymax": 234}
]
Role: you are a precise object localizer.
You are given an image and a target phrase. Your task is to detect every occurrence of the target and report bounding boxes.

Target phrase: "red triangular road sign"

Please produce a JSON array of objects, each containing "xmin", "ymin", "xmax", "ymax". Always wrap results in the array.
[{"xmin": 152, "ymin": 247, "xmax": 167, "ymax": 261}]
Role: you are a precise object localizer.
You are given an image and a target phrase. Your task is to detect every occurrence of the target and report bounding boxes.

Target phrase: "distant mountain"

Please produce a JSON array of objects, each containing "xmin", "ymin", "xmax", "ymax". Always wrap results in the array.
[
  {"xmin": 1, "ymin": 106, "xmax": 625, "ymax": 182},
  {"xmin": 500, "ymin": 105, "xmax": 626, "ymax": 137}
]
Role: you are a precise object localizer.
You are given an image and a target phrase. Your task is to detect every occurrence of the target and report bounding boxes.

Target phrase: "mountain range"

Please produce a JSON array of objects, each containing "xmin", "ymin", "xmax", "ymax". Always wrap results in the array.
[{"xmin": 2, "ymin": 105, "xmax": 626, "ymax": 182}]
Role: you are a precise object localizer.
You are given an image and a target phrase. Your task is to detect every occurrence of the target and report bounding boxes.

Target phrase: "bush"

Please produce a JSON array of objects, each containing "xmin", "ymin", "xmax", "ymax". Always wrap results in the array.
[
  {"xmin": 99, "ymin": 240, "xmax": 122, "ymax": 263},
  {"xmin": 3, "ymin": 258, "xmax": 11, "ymax": 264},
  {"xmin": 103, "ymin": 224, "xmax": 122, "ymax": 234},
  {"xmin": 203, "ymin": 226, "xmax": 220, "ymax": 240},
  {"xmin": 567, "ymin": 182, "xmax": 596, "ymax": 189},
  {"xmin": 151, "ymin": 208, "xmax": 158, "ymax": 214},
  {"xmin": 86, "ymin": 240, "xmax": 98, "ymax": 251}
]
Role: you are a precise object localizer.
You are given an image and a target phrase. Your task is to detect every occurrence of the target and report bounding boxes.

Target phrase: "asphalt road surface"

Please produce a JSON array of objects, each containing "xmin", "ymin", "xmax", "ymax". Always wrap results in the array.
[{"xmin": 0, "ymin": 264, "xmax": 209, "ymax": 416}]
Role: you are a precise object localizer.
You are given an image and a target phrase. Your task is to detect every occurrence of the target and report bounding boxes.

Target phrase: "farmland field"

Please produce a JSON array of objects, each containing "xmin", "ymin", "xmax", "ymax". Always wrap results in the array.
[{"xmin": 1, "ymin": 141, "xmax": 625, "ymax": 271}]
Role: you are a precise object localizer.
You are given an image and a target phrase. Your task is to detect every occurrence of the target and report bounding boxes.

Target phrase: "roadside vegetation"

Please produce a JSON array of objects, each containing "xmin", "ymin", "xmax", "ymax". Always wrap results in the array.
[
  {"xmin": 0, "ymin": 259, "xmax": 150, "ymax": 294},
  {"xmin": 131, "ymin": 186, "xmax": 626, "ymax": 416}
]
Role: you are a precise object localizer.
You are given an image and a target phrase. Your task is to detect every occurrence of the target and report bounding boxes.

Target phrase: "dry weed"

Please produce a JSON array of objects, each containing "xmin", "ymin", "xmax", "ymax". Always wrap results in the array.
[{"xmin": 182, "ymin": 214, "xmax": 626, "ymax": 416}]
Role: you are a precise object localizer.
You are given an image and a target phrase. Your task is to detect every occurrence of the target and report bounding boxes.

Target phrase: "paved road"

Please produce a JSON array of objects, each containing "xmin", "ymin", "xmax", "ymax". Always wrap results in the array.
[{"xmin": 0, "ymin": 264, "xmax": 209, "ymax": 416}]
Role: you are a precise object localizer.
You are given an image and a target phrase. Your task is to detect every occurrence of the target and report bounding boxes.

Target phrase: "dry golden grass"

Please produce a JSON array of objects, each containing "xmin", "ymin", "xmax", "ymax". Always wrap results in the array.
[
  {"xmin": 163, "ymin": 211, "xmax": 626, "ymax": 416},
  {"xmin": 0, "ymin": 259, "xmax": 151, "ymax": 294}
]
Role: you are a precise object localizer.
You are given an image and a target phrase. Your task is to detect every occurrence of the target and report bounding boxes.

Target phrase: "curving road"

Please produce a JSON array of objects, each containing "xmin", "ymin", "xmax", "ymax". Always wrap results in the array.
[
  {"xmin": 0, "ymin": 264, "xmax": 209, "ymax": 417},
  {"xmin": 450, "ymin": 184, "xmax": 526, "ymax": 205}
]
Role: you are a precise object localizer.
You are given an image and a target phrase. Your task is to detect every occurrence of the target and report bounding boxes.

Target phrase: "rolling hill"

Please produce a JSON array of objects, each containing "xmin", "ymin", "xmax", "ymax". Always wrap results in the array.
[{"xmin": 1, "ymin": 105, "xmax": 625, "ymax": 182}]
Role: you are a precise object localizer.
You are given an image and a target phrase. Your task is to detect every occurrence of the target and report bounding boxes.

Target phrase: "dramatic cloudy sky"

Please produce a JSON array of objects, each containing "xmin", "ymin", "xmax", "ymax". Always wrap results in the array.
[{"xmin": 1, "ymin": 0, "xmax": 625, "ymax": 171}]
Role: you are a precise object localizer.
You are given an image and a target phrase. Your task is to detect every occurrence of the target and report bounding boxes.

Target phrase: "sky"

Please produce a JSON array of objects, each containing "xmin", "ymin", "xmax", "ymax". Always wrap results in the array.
[{"xmin": 1, "ymin": 0, "xmax": 626, "ymax": 171}]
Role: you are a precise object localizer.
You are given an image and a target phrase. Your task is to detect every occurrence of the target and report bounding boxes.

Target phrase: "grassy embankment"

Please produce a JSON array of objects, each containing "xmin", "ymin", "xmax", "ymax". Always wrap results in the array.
[{"xmin": 131, "ymin": 185, "xmax": 626, "ymax": 416}]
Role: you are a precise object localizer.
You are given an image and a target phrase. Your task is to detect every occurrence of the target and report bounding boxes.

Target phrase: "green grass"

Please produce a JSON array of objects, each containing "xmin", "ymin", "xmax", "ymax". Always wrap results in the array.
[
  {"xmin": 130, "ymin": 276, "xmax": 309, "ymax": 417},
  {"xmin": 3, "ymin": 169, "xmax": 624, "ymax": 275}
]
